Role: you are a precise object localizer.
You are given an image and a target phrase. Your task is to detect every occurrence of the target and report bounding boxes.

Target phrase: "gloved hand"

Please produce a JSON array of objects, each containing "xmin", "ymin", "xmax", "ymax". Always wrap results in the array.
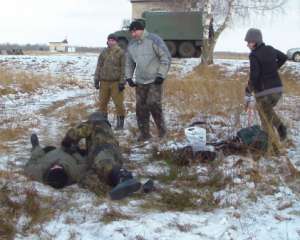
[
  {"xmin": 244, "ymin": 95, "xmax": 255, "ymax": 110},
  {"xmin": 154, "ymin": 76, "xmax": 164, "ymax": 85},
  {"xmin": 94, "ymin": 81, "xmax": 99, "ymax": 90},
  {"xmin": 61, "ymin": 135, "xmax": 77, "ymax": 154},
  {"xmin": 118, "ymin": 83, "xmax": 125, "ymax": 92},
  {"xmin": 245, "ymin": 86, "xmax": 252, "ymax": 96},
  {"xmin": 126, "ymin": 78, "xmax": 136, "ymax": 87}
]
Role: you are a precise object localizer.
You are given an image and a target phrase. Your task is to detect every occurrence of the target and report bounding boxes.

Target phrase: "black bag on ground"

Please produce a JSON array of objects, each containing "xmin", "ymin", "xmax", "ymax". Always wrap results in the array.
[{"xmin": 236, "ymin": 125, "xmax": 268, "ymax": 152}]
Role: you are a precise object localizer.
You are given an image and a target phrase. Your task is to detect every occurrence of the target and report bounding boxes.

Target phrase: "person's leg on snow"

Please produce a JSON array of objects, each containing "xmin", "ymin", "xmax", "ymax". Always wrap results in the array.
[
  {"xmin": 111, "ymin": 81, "xmax": 125, "ymax": 130},
  {"xmin": 256, "ymin": 93, "xmax": 285, "ymax": 154},
  {"xmin": 136, "ymin": 85, "xmax": 151, "ymax": 141},
  {"xmin": 99, "ymin": 81, "xmax": 111, "ymax": 115},
  {"xmin": 148, "ymin": 83, "xmax": 166, "ymax": 138}
]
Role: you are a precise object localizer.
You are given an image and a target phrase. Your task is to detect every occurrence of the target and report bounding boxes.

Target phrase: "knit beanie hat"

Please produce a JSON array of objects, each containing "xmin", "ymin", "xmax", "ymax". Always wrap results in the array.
[
  {"xmin": 107, "ymin": 34, "xmax": 118, "ymax": 41},
  {"xmin": 129, "ymin": 20, "xmax": 145, "ymax": 31},
  {"xmin": 244, "ymin": 28, "xmax": 263, "ymax": 45}
]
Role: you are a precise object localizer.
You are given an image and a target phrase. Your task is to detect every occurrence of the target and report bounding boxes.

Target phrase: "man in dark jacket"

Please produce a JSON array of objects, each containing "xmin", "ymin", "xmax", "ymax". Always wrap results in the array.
[{"xmin": 244, "ymin": 28, "xmax": 287, "ymax": 145}]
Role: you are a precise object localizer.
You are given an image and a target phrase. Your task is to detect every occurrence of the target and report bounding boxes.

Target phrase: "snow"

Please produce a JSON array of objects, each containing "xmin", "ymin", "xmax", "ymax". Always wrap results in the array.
[{"xmin": 1, "ymin": 54, "xmax": 300, "ymax": 240}]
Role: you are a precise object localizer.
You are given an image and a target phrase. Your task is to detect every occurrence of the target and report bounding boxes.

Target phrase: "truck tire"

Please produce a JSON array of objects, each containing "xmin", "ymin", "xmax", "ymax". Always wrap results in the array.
[
  {"xmin": 178, "ymin": 41, "xmax": 196, "ymax": 58},
  {"xmin": 293, "ymin": 52, "xmax": 300, "ymax": 62},
  {"xmin": 118, "ymin": 38, "xmax": 128, "ymax": 50},
  {"xmin": 195, "ymin": 48, "xmax": 202, "ymax": 57},
  {"xmin": 165, "ymin": 41, "xmax": 177, "ymax": 57}
]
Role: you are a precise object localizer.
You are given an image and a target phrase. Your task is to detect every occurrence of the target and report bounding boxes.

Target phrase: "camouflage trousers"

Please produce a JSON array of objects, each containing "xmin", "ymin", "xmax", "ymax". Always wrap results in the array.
[
  {"xmin": 87, "ymin": 145, "xmax": 122, "ymax": 184},
  {"xmin": 99, "ymin": 81, "xmax": 125, "ymax": 116},
  {"xmin": 135, "ymin": 83, "xmax": 166, "ymax": 137},
  {"xmin": 256, "ymin": 92, "xmax": 283, "ymax": 152}
]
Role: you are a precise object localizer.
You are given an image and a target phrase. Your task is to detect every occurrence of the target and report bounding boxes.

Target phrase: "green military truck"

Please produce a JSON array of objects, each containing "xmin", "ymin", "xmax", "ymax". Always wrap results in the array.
[{"xmin": 114, "ymin": 11, "xmax": 204, "ymax": 58}]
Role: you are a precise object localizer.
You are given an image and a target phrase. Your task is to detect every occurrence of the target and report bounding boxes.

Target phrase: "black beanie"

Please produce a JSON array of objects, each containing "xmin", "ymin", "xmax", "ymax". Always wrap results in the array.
[
  {"xmin": 107, "ymin": 34, "xmax": 118, "ymax": 41},
  {"xmin": 244, "ymin": 28, "xmax": 263, "ymax": 45},
  {"xmin": 45, "ymin": 166, "xmax": 68, "ymax": 189},
  {"xmin": 129, "ymin": 20, "xmax": 145, "ymax": 31}
]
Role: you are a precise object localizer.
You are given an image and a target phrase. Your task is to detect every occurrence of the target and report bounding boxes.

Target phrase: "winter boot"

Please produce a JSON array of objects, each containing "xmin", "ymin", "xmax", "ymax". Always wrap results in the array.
[
  {"xmin": 277, "ymin": 124, "xmax": 287, "ymax": 141},
  {"xmin": 109, "ymin": 178, "xmax": 141, "ymax": 200},
  {"xmin": 137, "ymin": 132, "xmax": 151, "ymax": 142},
  {"xmin": 158, "ymin": 128, "xmax": 167, "ymax": 139},
  {"xmin": 30, "ymin": 133, "xmax": 39, "ymax": 149},
  {"xmin": 115, "ymin": 116, "xmax": 125, "ymax": 130},
  {"xmin": 142, "ymin": 179, "xmax": 154, "ymax": 193}
]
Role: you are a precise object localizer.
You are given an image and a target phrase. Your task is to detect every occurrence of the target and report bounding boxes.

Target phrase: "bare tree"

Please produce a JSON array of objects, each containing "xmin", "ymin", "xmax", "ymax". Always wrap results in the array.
[{"xmin": 167, "ymin": 0, "xmax": 287, "ymax": 64}]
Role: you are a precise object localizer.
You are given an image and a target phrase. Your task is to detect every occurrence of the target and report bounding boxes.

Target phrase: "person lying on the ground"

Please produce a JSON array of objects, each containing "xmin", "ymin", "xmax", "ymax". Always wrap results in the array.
[
  {"xmin": 24, "ymin": 134, "xmax": 87, "ymax": 189},
  {"xmin": 25, "ymin": 112, "xmax": 154, "ymax": 199},
  {"xmin": 60, "ymin": 111, "xmax": 153, "ymax": 199}
]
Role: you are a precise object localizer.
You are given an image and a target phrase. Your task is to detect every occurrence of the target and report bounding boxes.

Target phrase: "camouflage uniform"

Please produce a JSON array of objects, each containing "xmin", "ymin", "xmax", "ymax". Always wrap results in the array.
[
  {"xmin": 61, "ymin": 112, "xmax": 123, "ymax": 193},
  {"xmin": 136, "ymin": 83, "xmax": 165, "ymax": 138},
  {"xmin": 94, "ymin": 45, "xmax": 125, "ymax": 117},
  {"xmin": 25, "ymin": 147, "xmax": 87, "ymax": 185}
]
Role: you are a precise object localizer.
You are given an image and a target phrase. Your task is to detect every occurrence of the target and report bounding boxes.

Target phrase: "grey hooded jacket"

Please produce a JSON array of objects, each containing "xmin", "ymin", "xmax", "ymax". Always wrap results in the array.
[{"xmin": 125, "ymin": 30, "xmax": 171, "ymax": 84}]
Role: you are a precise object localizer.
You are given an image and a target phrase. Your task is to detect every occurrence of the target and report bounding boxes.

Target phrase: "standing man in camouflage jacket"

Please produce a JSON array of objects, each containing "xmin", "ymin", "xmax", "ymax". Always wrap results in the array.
[
  {"xmin": 125, "ymin": 20, "xmax": 171, "ymax": 141},
  {"xmin": 94, "ymin": 34, "xmax": 126, "ymax": 130}
]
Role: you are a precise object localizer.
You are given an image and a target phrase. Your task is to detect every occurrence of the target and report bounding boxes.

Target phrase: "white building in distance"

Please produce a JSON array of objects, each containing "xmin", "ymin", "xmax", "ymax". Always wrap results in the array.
[{"xmin": 49, "ymin": 39, "xmax": 76, "ymax": 53}]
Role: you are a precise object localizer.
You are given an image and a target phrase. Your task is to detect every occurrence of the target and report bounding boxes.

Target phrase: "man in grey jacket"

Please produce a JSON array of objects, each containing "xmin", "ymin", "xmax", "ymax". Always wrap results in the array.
[{"xmin": 125, "ymin": 20, "xmax": 171, "ymax": 141}]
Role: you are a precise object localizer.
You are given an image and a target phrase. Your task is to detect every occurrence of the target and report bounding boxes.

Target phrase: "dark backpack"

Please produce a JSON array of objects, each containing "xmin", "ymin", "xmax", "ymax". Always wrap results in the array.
[{"xmin": 237, "ymin": 125, "xmax": 268, "ymax": 152}]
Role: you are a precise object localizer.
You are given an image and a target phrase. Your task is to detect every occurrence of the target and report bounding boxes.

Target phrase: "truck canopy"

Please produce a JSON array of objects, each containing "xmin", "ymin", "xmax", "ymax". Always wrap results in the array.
[{"xmin": 142, "ymin": 11, "xmax": 203, "ymax": 41}]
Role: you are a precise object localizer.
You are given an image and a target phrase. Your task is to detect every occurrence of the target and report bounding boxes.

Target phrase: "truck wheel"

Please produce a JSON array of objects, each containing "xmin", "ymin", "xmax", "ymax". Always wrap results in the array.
[
  {"xmin": 293, "ymin": 52, "xmax": 300, "ymax": 62},
  {"xmin": 165, "ymin": 41, "xmax": 177, "ymax": 57},
  {"xmin": 118, "ymin": 38, "xmax": 128, "ymax": 50},
  {"xmin": 195, "ymin": 48, "xmax": 202, "ymax": 57},
  {"xmin": 178, "ymin": 41, "xmax": 196, "ymax": 58}
]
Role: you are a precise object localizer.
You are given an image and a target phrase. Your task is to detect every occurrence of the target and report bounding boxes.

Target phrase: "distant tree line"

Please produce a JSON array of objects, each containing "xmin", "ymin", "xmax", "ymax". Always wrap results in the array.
[
  {"xmin": 0, "ymin": 43, "xmax": 102, "ymax": 53},
  {"xmin": 0, "ymin": 43, "xmax": 49, "ymax": 51},
  {"xmin": 75, "ymin": 46, "xmax": 102, "ymax": 53}
]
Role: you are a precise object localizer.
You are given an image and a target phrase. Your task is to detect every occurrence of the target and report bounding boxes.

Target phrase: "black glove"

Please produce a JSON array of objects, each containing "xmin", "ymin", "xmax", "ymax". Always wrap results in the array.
[
  {"xmin": 126, "ymin": 78, "xmax": 136, "ymax": 87},
  {"xmin": 61, "ymin": 135, "xmax": 77, "ymax": 154},
  {"xmin": 118, "ymin": 83, "xmax": 125, "ymax": 92},
  {"xmin": 94, "ymin": 81, "xmax": 99, "ymax": 90},
  {"xmin": 245, "ymin": 86, "xmax": 252, "ymax": 96},
  {"xmin": 154, "ymin": 76, "xmax": 164, "ymax": 85}
]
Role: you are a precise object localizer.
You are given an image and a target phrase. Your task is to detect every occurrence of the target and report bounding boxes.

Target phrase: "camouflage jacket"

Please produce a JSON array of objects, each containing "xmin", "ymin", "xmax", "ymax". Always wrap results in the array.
[
  {"xmin": 24, "ymin": 147, "xmax": 87, "ymax": 184},
  {"xmin": 94, "ymin": 45, "xmax": 125, "ymax": 85},
  {"xmin": 125, "ymin": 30, "xmax": 171, "ymax": 84},
  {"xmin": 63, "ymin": 120, "xmax": 123, "ymax": 174}
]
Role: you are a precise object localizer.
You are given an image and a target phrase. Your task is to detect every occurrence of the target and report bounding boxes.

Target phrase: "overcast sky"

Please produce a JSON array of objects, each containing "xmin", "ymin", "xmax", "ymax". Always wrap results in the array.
[{"xmin": 0, "ymin": 0, "xmax": 299, "ymax": 52}]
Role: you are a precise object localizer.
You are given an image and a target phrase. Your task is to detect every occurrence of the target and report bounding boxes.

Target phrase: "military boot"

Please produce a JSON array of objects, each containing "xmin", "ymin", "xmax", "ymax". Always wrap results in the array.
[
  {"xmin": 30, "ymin": 133, "xmax": 39, "ymax": 149},
  {"xmin": 137, "ymin": 132, "xmax": 151, "ymax": 142},
  {"xmin": 115, "ymin": 116, "xmax": 125, "ymax": 130},
  {"xmin": 277, "ymin": 124, "xmax": 287, "ymax": 141},
  {"xmin": 109, "ymin": 178, "xmax": 141, "ymax": 200}
]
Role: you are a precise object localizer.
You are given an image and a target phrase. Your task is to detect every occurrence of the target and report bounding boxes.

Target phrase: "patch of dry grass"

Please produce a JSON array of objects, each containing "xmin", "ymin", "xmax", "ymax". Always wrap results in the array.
[
  {"xmin": 165, "ymin": 65, "xmax": 246, "ymax": 122},
  {"xmin": 101, "ymin": 207, "xmax": 133, "ymax": 223},
  {"xmin": 0, "ymin": 68, "xmax": 84, "ymax": 97},
  {"xmin": 281, "ymin": 70, "xmax": 300, "ymax": 95}
]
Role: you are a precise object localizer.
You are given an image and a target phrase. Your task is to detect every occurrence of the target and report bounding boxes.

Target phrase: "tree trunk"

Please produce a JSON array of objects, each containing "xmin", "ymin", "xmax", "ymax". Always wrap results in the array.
[{"xmin": 201, "ymin": 0, "xmax": 213, "ymax": 65}]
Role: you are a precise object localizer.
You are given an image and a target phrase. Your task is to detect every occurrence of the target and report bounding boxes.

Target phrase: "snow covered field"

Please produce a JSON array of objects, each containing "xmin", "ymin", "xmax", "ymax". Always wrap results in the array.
[{"xmin": 1, "ymin": 54, "xmax": 300, "ymax": 240}]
